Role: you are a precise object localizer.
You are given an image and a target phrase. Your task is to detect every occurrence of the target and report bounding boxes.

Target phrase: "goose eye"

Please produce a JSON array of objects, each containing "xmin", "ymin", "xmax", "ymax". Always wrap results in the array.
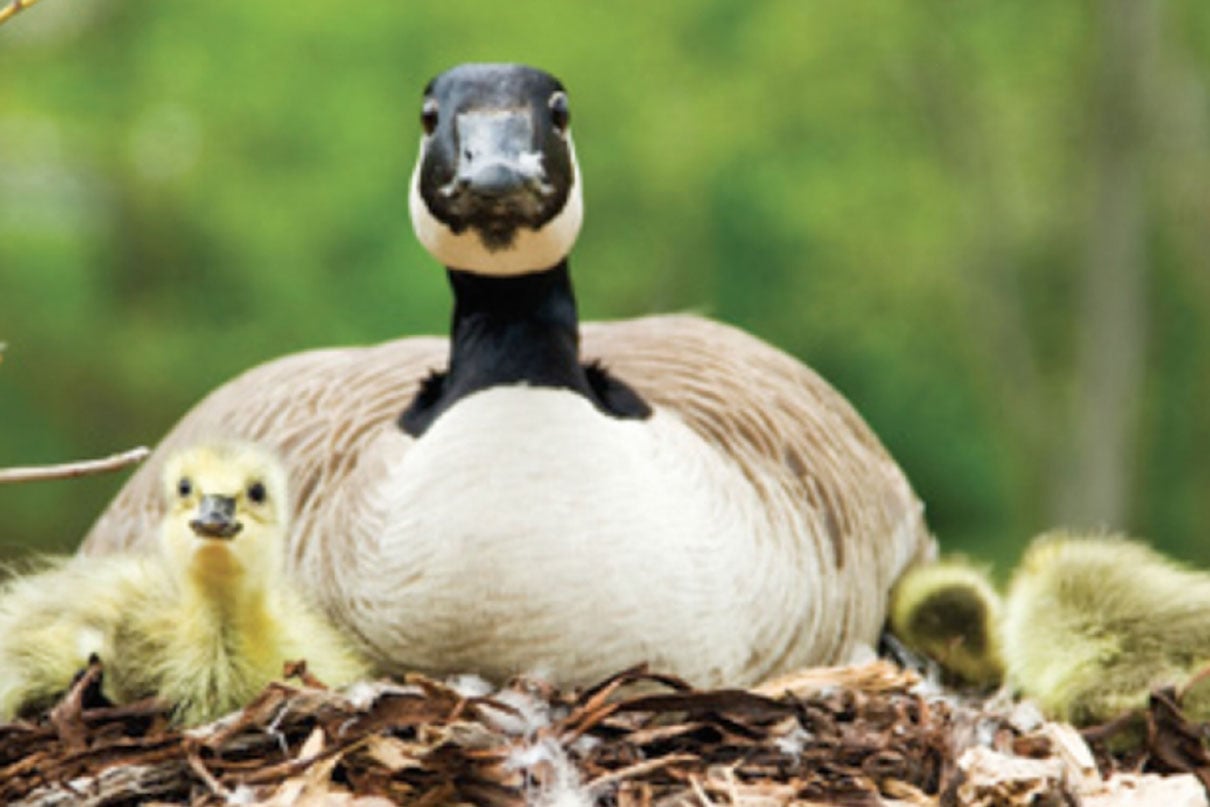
[
  {"xmin": 247, "ymin": 482, "xmax": 267, "ymax": 504},
  {"xmin": 177, "ymin": 478, "xmax": 192, "ymax": 498},
  {"xmin": 421, "ymin": 98, "xmax": 439, "ymax": 135},
  {"xmin": 549, "ymin": 91, "xmax": 570, "ymax": 133}
]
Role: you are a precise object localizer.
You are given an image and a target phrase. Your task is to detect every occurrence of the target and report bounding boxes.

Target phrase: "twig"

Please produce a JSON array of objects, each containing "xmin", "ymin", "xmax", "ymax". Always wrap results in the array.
[
  {"xmin": 586, "ymin": 754, "xmax": 697, "ymax": 793},
  {"xmin": 0, "ymin": 0, "xmax": 46, "ymax": 27},
  {"xmin": 689, "ymin": 775, "xmax": 717, "ymax": 807},
  {"xmin": 0, "ymin": 446, "xmax": 151, "ymax": 484},
  {"xmin": 183, "ymin": 743, "xmax": 229, "ymax": 800}
]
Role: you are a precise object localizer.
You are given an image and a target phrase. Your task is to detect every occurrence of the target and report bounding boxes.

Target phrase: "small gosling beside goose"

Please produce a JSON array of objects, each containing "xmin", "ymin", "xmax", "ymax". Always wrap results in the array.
[
  {"xmin": 111, "ymin": 441, "xmax": 371, "ymax": 724},
  {"xmin": 0, "ymin": 441, "xmax": 369, "ymax": 725},
  {"xmin": 1002, "ymin": 531, "xmax": 1210, "ymax": 726},
  {"xmin": 887, "ymin": 557, "xmax": 1004, "ymax": 688}
]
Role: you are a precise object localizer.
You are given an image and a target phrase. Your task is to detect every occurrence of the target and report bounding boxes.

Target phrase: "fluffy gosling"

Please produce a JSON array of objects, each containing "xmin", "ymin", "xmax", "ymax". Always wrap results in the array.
[
  {"xmin": 0, "ymin": 554, "xmax": 155, "ymax": 719},
  {"xmin": 107, "ymin": 441, "xmax": 371, "ymax": 724},
  {"xmin": 0, "ymin": 441, "xmax": 370, "ymax": 725},
  {"xmin": 1002, "ymin": 531, "xmax": 1210, "ymax": 726},
  {"xmin": 888, "ymin": 557, "xmax": 1005, "ymax": 688}
]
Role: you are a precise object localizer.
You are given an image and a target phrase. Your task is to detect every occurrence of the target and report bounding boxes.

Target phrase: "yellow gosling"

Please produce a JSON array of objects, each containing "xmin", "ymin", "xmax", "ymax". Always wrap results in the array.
[
  {"xmin": 1002, "ymin": 530, "xmax": 1210, "ymax": 726},
  {"xmin": 888, "ymin": 557, "xmax": 1005, "ymax": 688},
  {"xmin": 105, "ymin": 441, "xmax": 371, "ymax": 725},
  {"xmin": 0, "ymin": 441, "xmax": 370, "ymax": 725}
]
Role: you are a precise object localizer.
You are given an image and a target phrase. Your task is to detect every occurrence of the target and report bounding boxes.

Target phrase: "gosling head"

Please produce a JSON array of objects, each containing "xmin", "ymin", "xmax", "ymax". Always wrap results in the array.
[
  {"xmin": 409, "ymin": 63, "xmax": 583, "ymax": 276},
  {"xmin": 159, "ymin": 441, "xmax": 288, "ymax": 589},
  {"xmin": 889, "ymin": 558, "xmax": 1005, "ymax": 688}
]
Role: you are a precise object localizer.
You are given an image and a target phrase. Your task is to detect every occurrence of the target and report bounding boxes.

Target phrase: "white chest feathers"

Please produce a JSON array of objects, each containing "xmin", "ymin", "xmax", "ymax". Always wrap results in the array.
[{"xmin": 333, "ymin": 386, "xmax": 851, "ymax": 687}]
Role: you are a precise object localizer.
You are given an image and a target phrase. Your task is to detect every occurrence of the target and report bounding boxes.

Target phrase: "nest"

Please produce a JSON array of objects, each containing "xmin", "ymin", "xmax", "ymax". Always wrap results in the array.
[{"xmin": 1, "ymin": 660, "xmax": 1207, "ymax": 806}]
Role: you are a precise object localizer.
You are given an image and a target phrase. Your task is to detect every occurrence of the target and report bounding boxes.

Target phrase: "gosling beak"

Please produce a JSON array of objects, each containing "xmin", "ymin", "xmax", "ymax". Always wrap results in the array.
[{"xmin": 189, "ymin": 494, "xmax": 242, "ymax": 539}]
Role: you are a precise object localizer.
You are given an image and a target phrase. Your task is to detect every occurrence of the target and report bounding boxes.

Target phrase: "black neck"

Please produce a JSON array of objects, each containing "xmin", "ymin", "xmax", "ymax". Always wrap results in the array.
[
  {"xmin": 398, "ymin": 260, "xmax": 651, "ymax": 436},
  {"xmin": 447, "ymin": 261, "xmax": 584, "ymax": 389}
]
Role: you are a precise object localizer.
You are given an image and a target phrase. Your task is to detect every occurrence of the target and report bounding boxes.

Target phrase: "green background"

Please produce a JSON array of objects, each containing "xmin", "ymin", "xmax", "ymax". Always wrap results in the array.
[{"xmin": 1, "ymin": 1, "xmax": 1208, "ymax": 574}]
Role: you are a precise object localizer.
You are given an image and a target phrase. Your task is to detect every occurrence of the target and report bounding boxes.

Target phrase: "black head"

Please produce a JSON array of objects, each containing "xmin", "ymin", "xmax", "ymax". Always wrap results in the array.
[{"xmin": 409, "ymin": 63, "xmax": 583, "ymax": 276}]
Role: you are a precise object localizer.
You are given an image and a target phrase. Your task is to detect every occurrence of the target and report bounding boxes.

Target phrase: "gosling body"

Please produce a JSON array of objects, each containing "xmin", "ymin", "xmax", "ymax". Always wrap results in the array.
[
  {"xmin": 1002, "ymin": 531, "xmax": 1210, "ymax": 725},
  {"xmin": 0, "ymin": 555, "xmax": 154, "ymax": 718}
]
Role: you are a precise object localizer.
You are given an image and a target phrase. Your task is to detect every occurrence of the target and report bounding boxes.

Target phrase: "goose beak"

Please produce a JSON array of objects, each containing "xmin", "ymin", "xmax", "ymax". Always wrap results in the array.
[
  {"xmin": 189, "ymin": 494, "xmax": 242, "ymax": 539},
  {"xmin": 439, "ymin": 110, "xmax": 551, "ymax": 207}
]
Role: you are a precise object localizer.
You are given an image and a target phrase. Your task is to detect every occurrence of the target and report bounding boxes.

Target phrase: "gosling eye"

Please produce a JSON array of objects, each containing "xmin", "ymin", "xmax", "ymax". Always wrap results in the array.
[
  {"xmin": 247, "ymin": 481, "xmax": 267, "ymax": 504},
  {"xmin": 548, "ymin": 91, "xmax": 570, "ymax": 134},
  {"xmin": 177, "ymin": 478, "xmax": 192, "ymax": 498},
  {"xmin": 421, "ymin": 98, "xmax": 439, "ymax": 136}
]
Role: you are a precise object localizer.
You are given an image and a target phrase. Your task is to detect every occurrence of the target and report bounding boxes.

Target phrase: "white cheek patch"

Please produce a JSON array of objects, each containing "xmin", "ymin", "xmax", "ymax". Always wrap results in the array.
[
  {"xmin": 409, "ymin": 134, "xmax": 584, "ymax": 276},
  {"xmin": 515, "ymin": 151, "xmax": 546, "ymax": 183}
]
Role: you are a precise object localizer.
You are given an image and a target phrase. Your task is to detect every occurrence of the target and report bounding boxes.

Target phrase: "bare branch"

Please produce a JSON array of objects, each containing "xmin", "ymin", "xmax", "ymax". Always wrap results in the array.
[
  {"xmin": 0, "ymin": 0, "xmax": 46, "ymax": 27},
  {"xmin": 0, "ymin": 446, "xmax": 151, "ymax": 484}
]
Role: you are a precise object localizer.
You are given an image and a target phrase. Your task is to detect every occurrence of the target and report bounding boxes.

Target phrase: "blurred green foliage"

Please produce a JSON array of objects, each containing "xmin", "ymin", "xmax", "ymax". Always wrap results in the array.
[{"xmin": 1, "ymin": 1, "xmax": 1208, "ymax": 572}]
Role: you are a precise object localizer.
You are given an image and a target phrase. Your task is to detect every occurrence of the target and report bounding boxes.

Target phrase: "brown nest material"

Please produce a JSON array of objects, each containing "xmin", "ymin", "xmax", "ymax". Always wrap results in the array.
[{"xmin": 1, "ymin": 659, "xmax": 1206, "ymax": 806}]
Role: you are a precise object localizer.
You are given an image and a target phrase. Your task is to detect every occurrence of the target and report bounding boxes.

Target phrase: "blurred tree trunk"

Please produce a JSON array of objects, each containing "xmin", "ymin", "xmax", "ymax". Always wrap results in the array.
[{"xmin": 1055, "ymin": 0, "xmax": 1157, "ymax": 528}]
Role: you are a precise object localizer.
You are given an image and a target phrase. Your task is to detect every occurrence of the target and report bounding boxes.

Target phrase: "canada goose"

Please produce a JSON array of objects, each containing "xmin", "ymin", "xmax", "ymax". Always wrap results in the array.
[
  {"xmin": 887, "ymin": 557, "xmax": 1004, "ymax": 688},
  {"xmin": 82, "ymin": 64, "xmax": 935, "ymax": 688},
  {"xmin": 0, "ymin": 442, "xmax": 369, "ymax": 724},
  {"xmin": 1002, "ymin": 531, "xmax": 1210, "ymax": 726}
]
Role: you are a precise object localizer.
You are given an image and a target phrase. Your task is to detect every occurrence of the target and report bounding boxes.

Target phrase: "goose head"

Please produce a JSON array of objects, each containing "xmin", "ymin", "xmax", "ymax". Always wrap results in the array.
[
  {"xmin": 159, "ymin": 442, "xmax": 289, "ymax": 591},
  {"xmin": 409, "ymin": 63, "xmax": 583, "ymax": 276}
]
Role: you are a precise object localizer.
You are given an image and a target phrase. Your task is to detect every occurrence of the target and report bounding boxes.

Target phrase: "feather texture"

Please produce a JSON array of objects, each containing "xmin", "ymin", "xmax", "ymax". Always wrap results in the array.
[
  {"xmin": 0, "ymin": 555, "xmax": 155, "ymax": 718},
  {"xmin": 1003, "ymin": 531, "xmax": 1210, "ymax": 725},
  {"xmin": 888, "ymin": 557, "xmax": 1004, "ymax": 687}
]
